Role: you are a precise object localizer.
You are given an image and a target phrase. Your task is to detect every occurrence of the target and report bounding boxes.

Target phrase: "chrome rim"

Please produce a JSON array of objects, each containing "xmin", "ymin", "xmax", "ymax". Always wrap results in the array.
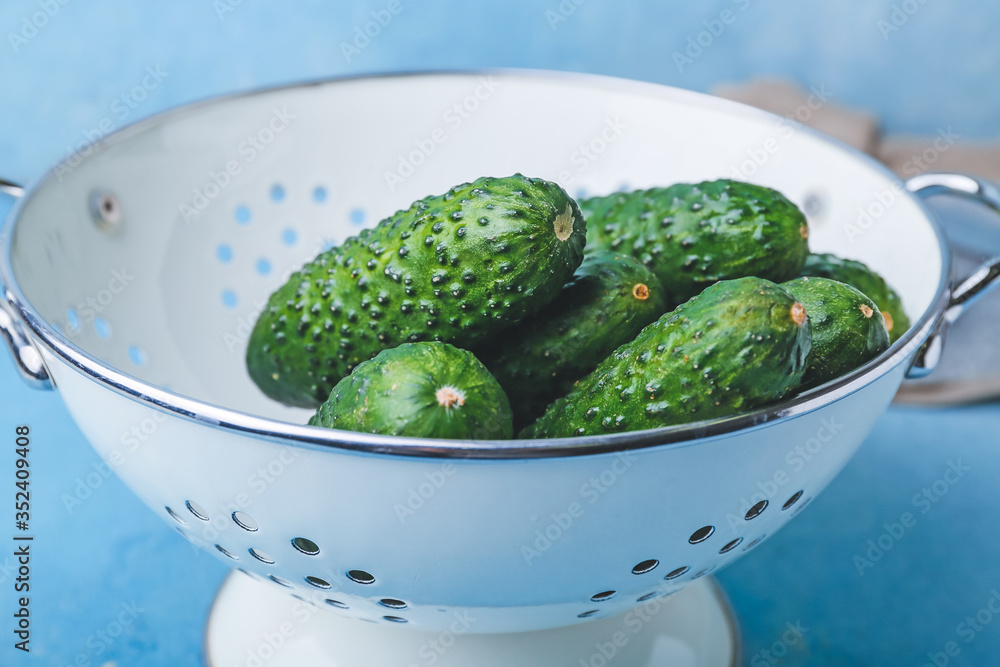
[{"xmin": 0, "ymin": 69, "xmax": 953, "ymax": 459}]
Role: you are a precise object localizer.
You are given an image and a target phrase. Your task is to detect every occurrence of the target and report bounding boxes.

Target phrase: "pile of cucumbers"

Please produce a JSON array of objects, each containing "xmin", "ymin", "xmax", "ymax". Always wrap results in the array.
[{"xmin": 246, "ymin": 174, "xmax": 909, "ymax": 440}]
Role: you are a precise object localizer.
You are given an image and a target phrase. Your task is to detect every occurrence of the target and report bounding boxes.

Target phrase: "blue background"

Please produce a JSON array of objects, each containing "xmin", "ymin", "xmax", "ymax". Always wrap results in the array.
[{"xmin": 1, "ymin": 1, "xmax": 999, "ymax": 665}]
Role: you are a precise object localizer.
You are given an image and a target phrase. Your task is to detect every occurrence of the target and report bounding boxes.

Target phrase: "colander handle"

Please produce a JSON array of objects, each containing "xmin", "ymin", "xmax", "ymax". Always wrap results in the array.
[
  {"xmin": 1, "ymin": 179, "xmax": 53, "ymax": 390},
  {"xmin": 905, "ymin": 173, "xmax": 1000, "ymax": 379},
  {"xmin": 0, "ymin": 178, "xmax": 25, "ymax": 198},
  {"xmin": 0, "ymin": 304, "xmax": 52, "ymax": 390}
]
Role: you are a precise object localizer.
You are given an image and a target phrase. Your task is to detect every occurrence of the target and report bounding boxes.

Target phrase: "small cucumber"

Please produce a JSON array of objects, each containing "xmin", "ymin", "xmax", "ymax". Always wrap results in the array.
[
  {"xmin": 800, "ymin": 253, "xmax": 910, "ymax": 343},
  {"xmin": 581, "ymin": 179, "xmax": 809, "ymax": 308},
  {"xmin": 481, "ymin": 251, "xmax": 668, "ymax": 428},
  {"xmin": 309, "ymin": 342, "xmax": 513, "ymax": 439},
  {"xmin": 781, "ymin": 277, "xmax": 890, "ymax": 389},
  {"xmin": 523, "ymin": 277, "xmax": 811, "ymax": 438}
]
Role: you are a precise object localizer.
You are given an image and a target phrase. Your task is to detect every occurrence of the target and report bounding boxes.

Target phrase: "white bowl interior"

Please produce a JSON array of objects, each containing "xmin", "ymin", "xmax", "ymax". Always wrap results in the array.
[{"xmin": 9, "ymin": 72, "xmax": 942, "ymax": 424}]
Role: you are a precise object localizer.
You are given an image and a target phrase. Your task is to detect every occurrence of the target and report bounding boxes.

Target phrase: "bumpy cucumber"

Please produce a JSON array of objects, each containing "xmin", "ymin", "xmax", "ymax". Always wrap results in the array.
[
  {"xmin": 481, "ymin": 251, "xmax": 667, "ymax": 428},
  {"xmin": 523, "ymin": 277, "xmax": 811, "ymax": 438},
  {"xmin": 581, "ymin": 179, "xmax": 809, "ymax": 307},
  {"xmin": 247, "ymin": 174, "xmax": 587, "ymax": 407},
  {"xmin": 309, "ymin": 342, "xmax": 513, "ymax": 439},
  {"xmin": 781, "ymin": 277, "xmax": 890, "ymax": 388},
  {"xmin": 800, "ymin": 253, "xmax": 910, "ymax": 343}
]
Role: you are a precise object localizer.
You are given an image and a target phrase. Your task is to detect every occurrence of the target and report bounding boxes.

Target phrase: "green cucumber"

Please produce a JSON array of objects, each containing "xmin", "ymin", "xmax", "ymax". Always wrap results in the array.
[
  {"xmin": 781, "ymin": 277, "xmax": 890, "ymax": 388},
  {"xmin": 523, "ymin": 277, "xmax": 811, "ymax": 438},
  {"xmin": 800, "ymin": 253, "xmax": 910, "ymax": 343},
  {"xmin": 309, "ymin": 342, "xmax": 513, "ymax": 439},
  {"xmin": 481, "ymin": 251, "xmax": 667, "ymax": 427},
  {"xmin": 581, "ymin": 179, "xmax": 809, "ymax": 307},
  {"xmin": 247, "ymin": 174, "xmax": 587, "ymax": 407}
]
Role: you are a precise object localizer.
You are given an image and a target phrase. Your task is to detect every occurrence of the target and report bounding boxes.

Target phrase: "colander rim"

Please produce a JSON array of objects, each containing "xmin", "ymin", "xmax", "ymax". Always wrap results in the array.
[{"xmin": 0, "ymin": 68, "xmax": 952, "ymax": 459}]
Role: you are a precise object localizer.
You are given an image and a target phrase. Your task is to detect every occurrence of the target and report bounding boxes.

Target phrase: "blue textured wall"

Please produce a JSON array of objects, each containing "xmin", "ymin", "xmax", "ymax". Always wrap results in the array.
[
  {"xmin": 1, "ymin": 3, "xmax": 999, "ymax": 665},
  {"xmin": 0, "ymin": 0, "xmax": 997, "ymax": 185}
]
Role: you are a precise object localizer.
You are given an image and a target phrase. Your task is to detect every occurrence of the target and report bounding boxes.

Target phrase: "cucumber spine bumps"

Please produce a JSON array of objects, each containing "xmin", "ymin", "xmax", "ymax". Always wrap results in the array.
[
  {"xmin": 523, "ymin": 277, "xmax": 811, "ymax": 438},
  {"xmin": 781, "ymin": 277, "xmax": 890, "ymax": 388},
  {"xmin": 800, "ymin": 253, "xmax": 910, "ymax": 344},
  {"xmin": 481, "ymin": 251, "xmax": 667, "ymax": 427},
  {"xmin": 309, "ymin": 342, "xmax": 513, "ymax": 439},
  {"xmin": 581, "ymin": 179, "xmax": 809, "ymax": 308},
  {"xmin": 247, "ymin": 174, "xmax": 587, "ymax": 407}
]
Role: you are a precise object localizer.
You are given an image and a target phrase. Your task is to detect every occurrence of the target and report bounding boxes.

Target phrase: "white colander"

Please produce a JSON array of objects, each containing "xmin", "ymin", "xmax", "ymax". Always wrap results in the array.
[{"xmin": 2, "ymin": 71, "xmax": 999, "ymax": 667}]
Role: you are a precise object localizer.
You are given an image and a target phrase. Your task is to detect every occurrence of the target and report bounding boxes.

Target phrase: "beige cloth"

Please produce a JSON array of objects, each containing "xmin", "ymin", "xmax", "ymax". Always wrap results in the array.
[
  {"xmin": 879, "ymin": 139, "xmax": 1000, "ymax": 184},
  {"xmin": 713, "ymin": 78, "xmax": 1000, "ymax": 182},
  {"xmin": 713, "ymin": 79, "xmax": 882, "ymax": 155}
]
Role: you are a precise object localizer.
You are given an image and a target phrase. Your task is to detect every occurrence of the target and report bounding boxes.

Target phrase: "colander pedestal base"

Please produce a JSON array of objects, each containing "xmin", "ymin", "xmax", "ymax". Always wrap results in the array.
[{"xmin": 205, "ymin": 572, "xmax": 739, "ymax": 666}]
